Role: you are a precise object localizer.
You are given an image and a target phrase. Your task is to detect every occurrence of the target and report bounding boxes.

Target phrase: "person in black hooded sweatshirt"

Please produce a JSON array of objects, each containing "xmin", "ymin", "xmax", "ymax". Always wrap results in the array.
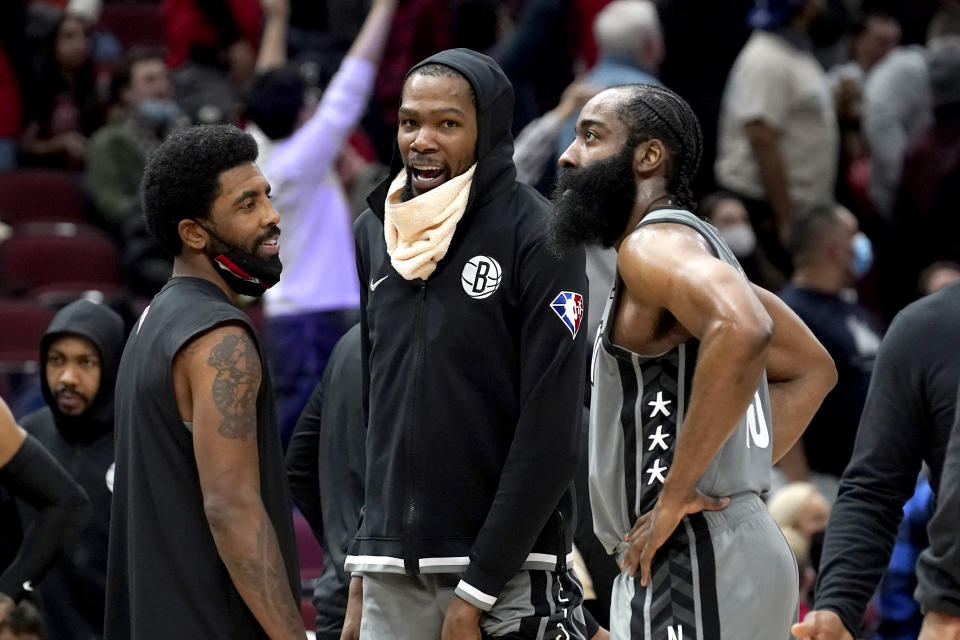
[
  {"xmin": 17, "ymin": 299, "xmax": 125, "ymax": 640},
  {"xmin": 346, "ymin": 49, "xmax": 604, "ymax": 640}
]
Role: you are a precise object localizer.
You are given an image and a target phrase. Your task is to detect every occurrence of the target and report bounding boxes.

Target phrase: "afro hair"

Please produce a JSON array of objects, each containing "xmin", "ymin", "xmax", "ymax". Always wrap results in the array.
[{"xmin": 141, "ymin": 124, "xmax": 258, "ymax": 256}]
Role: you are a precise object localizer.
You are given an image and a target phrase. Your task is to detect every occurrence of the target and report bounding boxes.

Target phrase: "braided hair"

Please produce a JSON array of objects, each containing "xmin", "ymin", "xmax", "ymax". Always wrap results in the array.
[{"xmin": 613, "ymin": 84, "xmax": 703, "ymax": 211}]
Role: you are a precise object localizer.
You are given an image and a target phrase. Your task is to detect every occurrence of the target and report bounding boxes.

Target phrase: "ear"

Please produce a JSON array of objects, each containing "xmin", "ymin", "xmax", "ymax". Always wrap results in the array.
[
  {"xmin": 633, "ymin": 139, "xmax": 667, "ymax": 177},
  {"xmin": 178, "ymin": 218, "xmax": 208, "ymax": 252}
]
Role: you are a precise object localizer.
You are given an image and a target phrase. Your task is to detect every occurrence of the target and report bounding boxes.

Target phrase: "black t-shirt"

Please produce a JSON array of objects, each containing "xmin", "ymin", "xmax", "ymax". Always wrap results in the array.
[
  {"xmin": 779, "ymin": 284, "xmax": 883, "ymax": 477},
  {"xmin": 105, "ymin": 278, "xmax": 299, "ymax": 640}
]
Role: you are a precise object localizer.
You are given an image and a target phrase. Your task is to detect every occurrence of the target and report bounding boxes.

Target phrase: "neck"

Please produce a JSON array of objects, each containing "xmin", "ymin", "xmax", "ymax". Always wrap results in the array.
[
  {"xmin": 792, "ymin": 264, "xmax": 848, "ymax": 294},
  {"xmin": 615, "ymin": 185, "xmax": 675, "ymax": 250},
  {"xmin": 172, "ymin": 254, "xmax": 239, "ymax": 305}
]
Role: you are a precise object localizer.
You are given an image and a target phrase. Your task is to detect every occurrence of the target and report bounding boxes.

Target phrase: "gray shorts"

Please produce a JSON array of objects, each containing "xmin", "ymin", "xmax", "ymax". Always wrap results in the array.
[
  {"xmin": 609, "ymin": 493, "xmax": 798, "ymax": 640},
  {"xmin": 359, "ymin": 569, "xmax": 589, "ymax": 640}
]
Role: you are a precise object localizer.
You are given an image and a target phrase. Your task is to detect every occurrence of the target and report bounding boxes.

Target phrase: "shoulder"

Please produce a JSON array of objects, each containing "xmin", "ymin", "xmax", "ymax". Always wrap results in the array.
[
  {"xmin": 354, "ymin": 208, "xmax": 383, "ymax": 239},
  {"xmin": 880, "ymin": 287, "xmax": 959, "ymax": 361},
  {"xmin": 620, "ymin": 221, "xmax": 711, "ymax": 269},
  {"xmin": 18, "ymin": 408, "xmax": 56, "ymax": 438}
]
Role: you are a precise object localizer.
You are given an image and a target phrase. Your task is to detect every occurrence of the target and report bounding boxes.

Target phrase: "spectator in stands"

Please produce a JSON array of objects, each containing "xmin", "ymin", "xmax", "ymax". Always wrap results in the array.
[
  {"xmin": 919, "ymin": 261, "xmax": 960, "ymax": 297},
  {"xmin": 247, "ymin": 0, "xmax": 397, "ymax": 444},
  {"xmin": 828, "ymin": 11, "xmax": 901, "ymax": 90},
  {"xmin": 17, "ymin": 300, "xmax": 124, "ymax": 640},
  {"xmin": 0, "ymin": 1, "xmax": 27, "ymax": 172},
  {"xmin": 164, "ymin": 0, "xmax": 261, "ymax": 124},
  {"xmin": 768, "ymin": 482, "xmax": 831, "ymax": 543},
  {"xmin": 285, "ymin": 325, "xmax": 363, "ymax": 640},
  {"xmin": 778, "ymin": 204, "xmax": 882, "ymax": 495},
  {"xmin": 87, "ymin": 48, "xmax": 184, "ymax": 227},
  {"xmin": 871, "ymin": 473, "xmax": 932, "ymax": 640},
  {"xmin": 0, "ymin": 600, "xmax": 45, "ymax": 640},
  {"xmin": 64, "ymin": 0, "xmax": 122, "ymax": 75},
  {"xmin": 700, "ymin": 190, "xmax": 784, "ymax": 290},
  {"xmin": 887, "ymin": 36, "xmax": 960, "ymax": 314},
  {"xmin": 716, "ymin": 0, "xmax": 838, "ymax": 279},
  {"xmin": 553, "ymin": 0, "xmax": 664, "ymax": 161},
  {"xmin": 20, "ymin": 14, "xmax": 102, "ymax": 168},
  {"xmin": 862, "ymin": 5, "xmax": 960, "ymax": 219}
]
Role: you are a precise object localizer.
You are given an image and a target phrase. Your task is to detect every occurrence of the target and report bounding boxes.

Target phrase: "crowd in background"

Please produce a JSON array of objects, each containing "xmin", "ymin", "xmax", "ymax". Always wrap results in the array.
[{"xmin": 1, "ymin": 0, "xmax": 960, "ymax": 638}]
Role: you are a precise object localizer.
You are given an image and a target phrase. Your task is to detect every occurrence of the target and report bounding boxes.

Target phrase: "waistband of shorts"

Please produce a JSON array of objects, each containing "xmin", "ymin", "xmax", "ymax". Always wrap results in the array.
[{"xmin": 699, "ymin": 491, "xmax": 767, "ymax": 532}]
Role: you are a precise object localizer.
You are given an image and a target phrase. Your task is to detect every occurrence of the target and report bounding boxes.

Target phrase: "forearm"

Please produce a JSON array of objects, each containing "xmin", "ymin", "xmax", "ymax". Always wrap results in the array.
[
  {"xmin": 768, "ymin": 373, "xmax": 832, "ymax": 463},
  {"xmin": 345, "ymin": 0, "xmax": 396, "ymax": 65},
  {"xmin": 209, "ymin": 505, "xmax": 305, "ymax": 639},
  {"xmin": 256, "ymin": 13, "xmax": 287, "ymax": 72},
  {"xmin": 750, "ymin": 137, "xmax": 792, "ymax": 232},
  {"xmin": 662, "ymin": 326, "xmax": 768, "ymax": 501}
]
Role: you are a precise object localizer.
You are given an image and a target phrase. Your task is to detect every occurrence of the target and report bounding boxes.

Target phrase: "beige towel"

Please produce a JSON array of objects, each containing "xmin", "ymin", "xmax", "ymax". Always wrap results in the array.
[{"xmin": 383, "ymin": 164, "xmax": 477, "ymax": 280}]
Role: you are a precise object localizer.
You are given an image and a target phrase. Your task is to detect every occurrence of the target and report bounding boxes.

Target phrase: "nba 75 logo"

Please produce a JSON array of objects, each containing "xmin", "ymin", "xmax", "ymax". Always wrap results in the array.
[{"xmin": 550, "ymin": 291, "xmax": 584, "ymax": 339}]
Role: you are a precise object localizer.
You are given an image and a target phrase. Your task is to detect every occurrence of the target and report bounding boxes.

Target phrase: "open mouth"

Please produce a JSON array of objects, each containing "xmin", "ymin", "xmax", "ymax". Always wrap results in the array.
[
  {"xmin": 411, "ymin": 164, "xmax": 447, "ymax": 191},
  {"xmin": 259, "ymin": 236, "xmax": 280, "ymax": 255}
]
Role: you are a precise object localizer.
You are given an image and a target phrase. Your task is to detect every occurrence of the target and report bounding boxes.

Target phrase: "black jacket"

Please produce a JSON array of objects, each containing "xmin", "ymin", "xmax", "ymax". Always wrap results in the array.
[
  {"xmin": 286, "ymin": 325, "xmax": 365, "ymax": 640},
  {"xmin": 19, "ymin": 299, "xmax": 125, "ymax": 640},
  {"xmin": 347, "ymin": 49, "xmax": 588, "ymax": 607}
]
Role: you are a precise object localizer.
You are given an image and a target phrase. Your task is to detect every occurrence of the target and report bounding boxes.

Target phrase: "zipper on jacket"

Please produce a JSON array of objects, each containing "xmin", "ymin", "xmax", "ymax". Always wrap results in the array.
[
  {"xmin": 403, "ymin": 279, "xmax": 428, "ymax": 575},
  {"xmin": 556, "ymin": 510, "xmax": 567, "ymax": 574}
]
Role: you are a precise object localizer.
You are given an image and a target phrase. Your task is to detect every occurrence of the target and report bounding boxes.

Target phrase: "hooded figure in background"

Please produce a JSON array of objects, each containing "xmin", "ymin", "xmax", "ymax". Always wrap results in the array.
[{"xmin": 18, "ymin": 299, "xmax": 125, "ymax": 640}]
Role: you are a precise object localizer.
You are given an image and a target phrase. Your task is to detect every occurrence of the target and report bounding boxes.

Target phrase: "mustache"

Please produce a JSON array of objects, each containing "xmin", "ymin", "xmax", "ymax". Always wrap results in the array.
[
  {"xmin": 255, "ymin": 225, "xmax": 281, "ymax": 245},
  {"xmin": 53, "ymin": 385, "xmax": 88, "ymax": 400}
]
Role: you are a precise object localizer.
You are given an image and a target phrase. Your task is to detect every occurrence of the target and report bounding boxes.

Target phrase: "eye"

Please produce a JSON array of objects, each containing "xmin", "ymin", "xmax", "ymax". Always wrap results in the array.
[
  {"xmin": 584, "ymin": 130, "xmax": 598, "ymax": 142},
  {"xmin": 242, "ymin": 200, "xmax": 256, "ymax": 210},
  {"xmin": 81, "ymin": 357, "xmax": 99, "ymax": 368},
  {"xmin": 441, "ymin": 120, "xmax": 459, "ymax": 129},
  {"xmin": 401, "ymin": 119, "xmax": 417, "ymax": 127},
  {"xmin": 48, "ymin": 354, "xmax": 63, "ymax": 365}
]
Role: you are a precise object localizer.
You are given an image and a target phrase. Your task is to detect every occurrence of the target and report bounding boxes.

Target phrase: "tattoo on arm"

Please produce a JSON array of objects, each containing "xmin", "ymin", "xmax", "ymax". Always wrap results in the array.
[
  {"xmin": 206, "ymin": 332, "xmax": 261, "ymax": 440},
  {"xmin": 220, "ymin": 512, "xmax": 304, "ymax": 637}
]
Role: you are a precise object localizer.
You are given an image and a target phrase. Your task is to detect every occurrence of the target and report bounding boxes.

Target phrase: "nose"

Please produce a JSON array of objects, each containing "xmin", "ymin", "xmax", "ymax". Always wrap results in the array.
[
  {"xmin": 410, "ymin": 127, "xmax": 437, "ymax": 154},
  {"xmin": 558, "ymin": 141, "xmax": 578, "ymax": 168},
  {"xmin": 264, "ymin": 199, "xmax": 281, "ymax": 227},
  {"xmin": 59, "ymin": 364, "xmax": 79, "ymax": 386}
]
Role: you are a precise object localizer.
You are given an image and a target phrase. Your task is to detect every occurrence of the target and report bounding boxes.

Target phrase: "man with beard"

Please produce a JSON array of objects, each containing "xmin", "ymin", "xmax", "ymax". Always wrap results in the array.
[
  {"xmin": 17, "ymin": 299, "xmax": 124, "ymax": 640},
  {"xmin": 551, "ymin": 83, "xmax": 837, "ymax": 639},
  {"xmin": 346, "ymin": 50, "xmax": 598, "ymax": 640},
  {"xmin": 105, "ymin": 125, "xmax": 305, "ymax": 640}
]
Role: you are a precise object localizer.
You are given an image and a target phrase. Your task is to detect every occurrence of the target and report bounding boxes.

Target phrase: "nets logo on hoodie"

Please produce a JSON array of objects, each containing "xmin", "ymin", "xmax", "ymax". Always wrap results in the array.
[{"xmin": 550, "ymin": 291, "xmax": 584, "ymax": 339}]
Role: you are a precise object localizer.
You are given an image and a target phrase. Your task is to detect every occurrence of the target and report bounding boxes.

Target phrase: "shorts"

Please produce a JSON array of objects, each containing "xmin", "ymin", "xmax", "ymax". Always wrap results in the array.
[
  {"xmin": 359, "ymin": 569, "xmax": 590, "ymax": 640},
  {"xmin": 609, "ymin": 493, "xmax": 798, "ymax": 640}
]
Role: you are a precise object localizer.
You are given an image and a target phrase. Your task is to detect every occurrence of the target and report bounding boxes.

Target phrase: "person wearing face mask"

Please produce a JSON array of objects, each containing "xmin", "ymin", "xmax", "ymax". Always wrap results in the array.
[
  {"xmin": 87, "ymin": 47, "xmax": 186, "ymax": 229},
  {"xmin": 105, "ymin": 125, "xmax": 306, "ymax": 640},
  {"xmin": 16, "ymin": 300, "xmax": 124, "ymax": 640},
  {"xmin": 700, "ymin": 190, "xmax": 786, "ymax": 291},
  {"xmin": 776, "ymin": 204, "xmax": 883, "ymax": 498}
]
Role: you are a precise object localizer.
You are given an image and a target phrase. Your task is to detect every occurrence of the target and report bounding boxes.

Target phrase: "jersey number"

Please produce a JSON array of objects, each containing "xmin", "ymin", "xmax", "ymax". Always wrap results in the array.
[{"xmin": 745, "ymin": 391, "xmax": 770, "ymax": 449}]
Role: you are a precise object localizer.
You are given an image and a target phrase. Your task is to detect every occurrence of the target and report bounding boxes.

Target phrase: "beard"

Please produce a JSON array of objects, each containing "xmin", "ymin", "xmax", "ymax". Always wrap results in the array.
[
  {"xmin": 548, "ymin": 143, "xmax": 638, "ymax": 256},
  {"xmin": 204, "ymin": 224, "xmax": 282, "ymax": 270}
]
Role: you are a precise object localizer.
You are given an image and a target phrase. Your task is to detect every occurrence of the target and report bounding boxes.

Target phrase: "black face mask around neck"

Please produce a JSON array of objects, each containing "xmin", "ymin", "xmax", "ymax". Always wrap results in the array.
[{"xmin": 194, "ymin": 220, "xmax": 282, "ymax": 297}]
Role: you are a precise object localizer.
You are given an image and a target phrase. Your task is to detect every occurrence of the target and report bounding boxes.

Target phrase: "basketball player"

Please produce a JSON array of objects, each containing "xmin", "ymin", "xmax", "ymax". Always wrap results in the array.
[
  {"xmin": 345, "ymin": 49, "xmax": 598, "ymax": 640},
  {"xmin": 105, "ymin": 125, "xmax": 304, "ymax": 640},
  {"xmin": 550, "ymin": 84, "xmax": 837, "ymax": 639}
]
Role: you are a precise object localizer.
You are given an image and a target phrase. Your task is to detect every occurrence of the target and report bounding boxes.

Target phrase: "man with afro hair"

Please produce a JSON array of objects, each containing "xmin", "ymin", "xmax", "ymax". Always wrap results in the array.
[{"xmin": 105, "ymin": 124, "xmax": 306, "ymax": 640}]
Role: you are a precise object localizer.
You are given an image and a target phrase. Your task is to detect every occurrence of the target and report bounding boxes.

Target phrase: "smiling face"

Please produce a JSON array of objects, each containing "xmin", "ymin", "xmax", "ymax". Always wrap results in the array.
[
  {"xmin": 46, "ymin": 335, "xmax": 101, "ymax": 417},
  {"xmin": 397, "ymin": 72, "xmax": 478, "ymax": 198},
  {"xmin": 204, "ymin": 163, "xmax": 281, "ymax": 259}
]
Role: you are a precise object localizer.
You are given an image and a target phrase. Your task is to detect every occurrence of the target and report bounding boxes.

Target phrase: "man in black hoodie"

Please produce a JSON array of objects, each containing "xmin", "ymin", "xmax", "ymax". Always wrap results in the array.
[
  {"xmin": 347, "ymin": 49, "xmax": 597, "ymax": 640},
  {"xmin": 18, "ymin": 299, "xmax": 125, "ymax": 640}
]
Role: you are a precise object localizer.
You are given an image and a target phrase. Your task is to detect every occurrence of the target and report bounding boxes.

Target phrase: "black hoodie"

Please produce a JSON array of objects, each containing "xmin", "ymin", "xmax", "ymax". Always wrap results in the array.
[
  {"xmin": 19, "ymin": 299, "xmax": 125, "ymax": 640},
  {"xmin": 347, "ymin": 49, "xmax": 588, "ymax": 609}
]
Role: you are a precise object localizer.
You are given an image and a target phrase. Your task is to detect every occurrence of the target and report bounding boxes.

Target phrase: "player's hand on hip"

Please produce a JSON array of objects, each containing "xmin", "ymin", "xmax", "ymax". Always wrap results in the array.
[
  {"xmin": 918, "ymin": 611, "xmax": 960, "ymax": 640},
  {"xmin": 340, "ymin": 576, "xmax": 363, "ymax": 640},
  {"xmin": 621, "ymin": 490, "xmax": 729, "ymax": 588},
  {"xmin": 441, "ymin": 595, "xmax": 483, "ymax": 640},
  {"xmin": 791, "ymin": 609, "xmax": 853, "ymax": 640}
]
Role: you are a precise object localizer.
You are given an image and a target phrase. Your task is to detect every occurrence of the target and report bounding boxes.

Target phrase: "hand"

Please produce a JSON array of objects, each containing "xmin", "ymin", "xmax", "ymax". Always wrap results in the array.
[
  {"xmin": 919, "ymin": 611, "xmax": 960, "ymax": 640},
  {"xmin": 57, "ymin": 132, "xmax": 88, "ymax": 162},
  {"xmin": 227, "ymin": 39, "xmax": 257, "ymax": 85},
  {"xmin": 791, "ymin": 609, "xmax": 853, "ymax": 640},
  {"xmin": 340, "ymin": 576, "xmax": 363, "ymax": 640},
  {"xmin": 554, "ymin": 79, "xmax": 601, "ymax": 120},
  {"xmin": 260, "ymin": 0, "xmax": 289, "ymax": 21},
  {"xmin": 441, "ymin": 595, "xmax": 482, "ymax": 640},
  {"xmin": 621, "ymin": 490, "xmax": 729, "ymax": 587}
]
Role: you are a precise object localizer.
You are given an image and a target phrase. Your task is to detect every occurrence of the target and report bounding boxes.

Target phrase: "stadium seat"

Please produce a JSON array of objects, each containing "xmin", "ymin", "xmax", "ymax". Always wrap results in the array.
[
  {"xmin": 0, "ymin": 229, "xmax": 121, "ymax": 295},
  {"xmin": 0, "ymin": 170, "xmax": 87, "ymax": 227},
  {"xmin": 0, "ymin": 300, "xmax": 54, "ymax": 372},
  {"xmin": 100, "ymin": 3, "xmax": 165, "ymax": 49}
]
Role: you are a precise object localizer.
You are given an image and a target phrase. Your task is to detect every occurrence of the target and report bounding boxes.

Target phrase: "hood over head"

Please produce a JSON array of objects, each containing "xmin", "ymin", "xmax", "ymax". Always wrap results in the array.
[
  {"xmin": 368, "ymin": 48, "xmax": 517, "ymax": 220},
  {"xmin": 40, "ymin": 299, "xmax": 126, "ymax": 438}
]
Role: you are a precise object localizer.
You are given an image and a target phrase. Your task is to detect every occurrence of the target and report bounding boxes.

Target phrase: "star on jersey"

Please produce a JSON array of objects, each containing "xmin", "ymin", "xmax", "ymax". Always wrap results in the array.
[
  {"xmin": 646, "ymin": 459, "xmax": 668, "ymax": 485},
  {"xmin": 648, "ymin": 391, "xmax": 672, "ymax": 418},
  {"xmin": 648, "ymin": 425, "xmax": 670, "ymax": 451}
]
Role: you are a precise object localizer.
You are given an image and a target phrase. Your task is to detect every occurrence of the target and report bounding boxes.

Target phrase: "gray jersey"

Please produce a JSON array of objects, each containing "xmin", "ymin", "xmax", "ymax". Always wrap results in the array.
[{"xmin": 589, "ymin": 209, "xmax": 773, "ymax": 556}]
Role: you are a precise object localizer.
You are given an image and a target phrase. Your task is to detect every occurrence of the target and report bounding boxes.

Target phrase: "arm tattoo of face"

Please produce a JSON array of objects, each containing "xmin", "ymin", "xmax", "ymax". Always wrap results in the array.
[{"xmin": 207, "ymin": 332, "xmax": 260, "ymax": 440}]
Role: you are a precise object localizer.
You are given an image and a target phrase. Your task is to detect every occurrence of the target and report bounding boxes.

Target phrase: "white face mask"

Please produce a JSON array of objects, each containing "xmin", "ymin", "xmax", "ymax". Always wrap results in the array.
[{"xmin": 719, "ymin": 224, "xmax": 757, "ymax": 258}]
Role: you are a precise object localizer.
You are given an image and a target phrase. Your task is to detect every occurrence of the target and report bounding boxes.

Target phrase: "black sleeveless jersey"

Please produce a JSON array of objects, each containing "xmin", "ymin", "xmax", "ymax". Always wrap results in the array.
[{"xmin": 105, "ymin": 278, "xmax": 299, "ymax": 639}]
